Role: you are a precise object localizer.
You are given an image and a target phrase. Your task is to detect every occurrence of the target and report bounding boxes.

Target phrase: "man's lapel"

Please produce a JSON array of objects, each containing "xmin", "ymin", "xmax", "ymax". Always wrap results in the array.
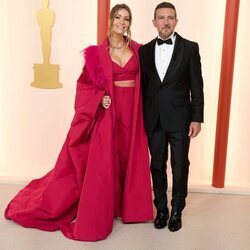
[
  {"xmin": 162, "ymin": 33, "xmax": 184, "ymax": 85},
  {"xmin": 147, "ymin": 38, "xmax": 162, "ymax": 85}
]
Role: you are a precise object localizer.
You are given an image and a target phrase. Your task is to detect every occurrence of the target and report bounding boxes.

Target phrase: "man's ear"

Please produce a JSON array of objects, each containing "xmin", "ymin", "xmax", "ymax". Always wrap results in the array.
[{"xmin": 152, "ymin": 19, "xmax": 156, "ymax": 27}]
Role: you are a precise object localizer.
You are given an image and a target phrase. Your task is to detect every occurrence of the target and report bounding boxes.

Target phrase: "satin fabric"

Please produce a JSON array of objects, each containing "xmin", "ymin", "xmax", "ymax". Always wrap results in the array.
[
  {"xmin": 5, "ymin": 39, "xmax": 153, "ymax": 241},
  {"xmin": 113, "ymin": 86, "xmax": 134, "ymax": 217}
]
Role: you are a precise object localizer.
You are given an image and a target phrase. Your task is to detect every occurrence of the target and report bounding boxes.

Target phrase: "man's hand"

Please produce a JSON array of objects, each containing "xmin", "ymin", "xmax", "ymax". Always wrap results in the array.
[{"xmin": 188, "ymin": 122, "xmax": 201, "ymax": 138}]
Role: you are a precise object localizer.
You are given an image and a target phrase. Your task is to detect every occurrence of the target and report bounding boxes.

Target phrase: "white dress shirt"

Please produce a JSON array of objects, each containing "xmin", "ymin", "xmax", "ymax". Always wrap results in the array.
[{"xmin": 155, "ymin": 33, "xmax": 176, "ymax": 82}]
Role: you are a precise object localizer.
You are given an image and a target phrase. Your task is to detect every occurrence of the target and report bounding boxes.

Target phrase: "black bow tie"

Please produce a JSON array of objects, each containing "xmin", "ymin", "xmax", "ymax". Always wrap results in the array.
[{"xmin": 156, "ymin": 38, "xmax": 173, "ymax": 45}]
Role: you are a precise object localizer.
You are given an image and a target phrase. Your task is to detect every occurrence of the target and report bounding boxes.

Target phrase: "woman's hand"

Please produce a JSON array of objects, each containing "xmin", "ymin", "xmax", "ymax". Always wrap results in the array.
[{"xmin": 101, "ymin": 95, "xmax": 112, "ymax": 109}]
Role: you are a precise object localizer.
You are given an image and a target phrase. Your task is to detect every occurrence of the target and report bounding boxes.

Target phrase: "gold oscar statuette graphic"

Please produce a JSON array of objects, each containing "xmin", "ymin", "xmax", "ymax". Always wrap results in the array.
[{"xmin": 31, "ymin": 0, "xmax": 62, "ymax": 88}]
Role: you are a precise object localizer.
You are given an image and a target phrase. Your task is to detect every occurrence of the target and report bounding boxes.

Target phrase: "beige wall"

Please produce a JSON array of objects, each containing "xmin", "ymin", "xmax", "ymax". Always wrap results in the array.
[
  {"xmin": 0, "ymin": 0, "xmax": 249, "ymax": 192},
  {"xmin": 0, "ymin": 0, "xmax": 97, "ymax": 181}
]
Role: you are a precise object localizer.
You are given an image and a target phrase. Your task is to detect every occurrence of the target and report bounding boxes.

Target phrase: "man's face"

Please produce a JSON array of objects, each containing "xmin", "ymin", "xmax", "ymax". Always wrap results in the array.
[{"xmin": 153, "ymin": 8, "xmax": 178, "ymax": 39}]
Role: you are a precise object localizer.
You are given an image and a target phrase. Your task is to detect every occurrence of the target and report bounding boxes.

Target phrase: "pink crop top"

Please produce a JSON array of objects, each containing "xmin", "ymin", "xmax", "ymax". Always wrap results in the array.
[{"xmin": 112, "ymin": 54, "xmax": 138, "ymax": 81}]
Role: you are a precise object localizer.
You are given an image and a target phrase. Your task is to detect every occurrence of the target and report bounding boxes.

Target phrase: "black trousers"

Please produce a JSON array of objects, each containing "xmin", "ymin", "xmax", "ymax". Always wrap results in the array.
[{"xmin": 147, "ymin": 120, "xmax": 190, "ymax": 214}]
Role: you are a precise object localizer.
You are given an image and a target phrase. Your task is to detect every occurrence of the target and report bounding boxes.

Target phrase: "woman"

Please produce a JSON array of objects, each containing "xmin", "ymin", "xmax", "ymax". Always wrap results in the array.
[{"xmin": 5, "ymin": 4, "xmax": 153, "ymax": 241}]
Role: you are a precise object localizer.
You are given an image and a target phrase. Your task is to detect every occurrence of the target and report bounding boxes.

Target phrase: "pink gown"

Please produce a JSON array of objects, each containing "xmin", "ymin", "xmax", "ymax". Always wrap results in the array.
[{"xmin": 5, "ymin": 39, "xmax": 153, "ymax": 241}]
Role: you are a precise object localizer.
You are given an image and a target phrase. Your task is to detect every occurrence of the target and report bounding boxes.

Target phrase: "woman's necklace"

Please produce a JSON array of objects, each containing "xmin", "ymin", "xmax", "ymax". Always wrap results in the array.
[{"xmin": 109, "ymin": 40, "xmax": 125, "ymax": 49}]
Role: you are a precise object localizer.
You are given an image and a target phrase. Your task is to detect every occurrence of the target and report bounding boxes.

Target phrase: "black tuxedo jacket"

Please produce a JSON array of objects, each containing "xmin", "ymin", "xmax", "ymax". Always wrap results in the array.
[{"xmin": 139, "ymin": 33, "xmax": 204, "ymax": 132}]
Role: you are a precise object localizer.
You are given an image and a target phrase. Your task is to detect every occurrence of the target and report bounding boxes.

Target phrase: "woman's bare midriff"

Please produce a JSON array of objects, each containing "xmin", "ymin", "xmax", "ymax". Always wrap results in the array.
[{"xmin": 114, "ymin": 80, "xmax": 135, "ymax": 87}]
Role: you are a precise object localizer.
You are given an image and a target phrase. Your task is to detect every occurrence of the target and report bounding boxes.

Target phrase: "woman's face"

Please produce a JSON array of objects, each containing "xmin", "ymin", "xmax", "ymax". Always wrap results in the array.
[{"xmin": 112, "ymin": 8, "xmax": 130, "ymax": 35}]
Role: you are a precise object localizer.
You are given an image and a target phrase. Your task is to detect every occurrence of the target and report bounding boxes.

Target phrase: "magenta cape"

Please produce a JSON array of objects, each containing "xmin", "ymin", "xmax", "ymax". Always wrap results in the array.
[{"xmin": 5, "ymin": 39, "xmax": 153, "ymax": 241}]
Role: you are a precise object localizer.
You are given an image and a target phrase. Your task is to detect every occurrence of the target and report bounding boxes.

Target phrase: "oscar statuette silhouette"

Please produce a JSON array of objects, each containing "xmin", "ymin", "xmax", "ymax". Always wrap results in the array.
[{"xmin": 31, "ymin": 0, "xmax": 62, "ymax": 88}]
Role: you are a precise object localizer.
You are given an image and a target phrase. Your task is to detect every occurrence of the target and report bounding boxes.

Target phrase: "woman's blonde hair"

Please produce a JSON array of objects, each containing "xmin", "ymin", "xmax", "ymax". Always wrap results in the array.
[{"xmin": 108, "ymin": 4, "xmax": 132, "ymax": 45}]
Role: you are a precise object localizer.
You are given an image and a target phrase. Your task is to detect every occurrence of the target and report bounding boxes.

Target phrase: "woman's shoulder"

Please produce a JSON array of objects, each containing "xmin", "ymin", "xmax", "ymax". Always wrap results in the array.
[
  {"xmin": 81, "ymin": 44, "xmax": 108, "ymax": 89},
  {"xmin": 83, "ymin": 45, "xmax": 98, "ymax": 60},
  {"xmin": 82, "ymin": 45, "xmax": 101, "ymax": 72},
  {"xmin": 130, "ymin": 39, "xmax": 142, "ymax": 50}
]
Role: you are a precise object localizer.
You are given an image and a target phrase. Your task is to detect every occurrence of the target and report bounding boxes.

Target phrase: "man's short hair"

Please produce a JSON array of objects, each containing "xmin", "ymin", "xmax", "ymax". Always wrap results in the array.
[{"xmin": 154, "ymin": 2, "xmax": 177, "ymax": 19}]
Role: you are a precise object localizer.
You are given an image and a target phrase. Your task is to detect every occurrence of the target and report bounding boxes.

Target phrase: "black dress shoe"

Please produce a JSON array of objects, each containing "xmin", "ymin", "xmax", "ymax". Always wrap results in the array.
[
  {"xmin": 168, "ymin": 212, "xmax": 182, "ymax": 232},
  {"xmin": 154, "ymin": 211, "xmax": 169, "ymax": 229}
]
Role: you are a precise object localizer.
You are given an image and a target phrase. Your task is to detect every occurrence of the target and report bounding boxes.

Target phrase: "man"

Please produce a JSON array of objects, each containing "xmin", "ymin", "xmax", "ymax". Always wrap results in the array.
[{"xmin": 139, "ymin": 2, "xmax": 204, "ymax": 232}]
